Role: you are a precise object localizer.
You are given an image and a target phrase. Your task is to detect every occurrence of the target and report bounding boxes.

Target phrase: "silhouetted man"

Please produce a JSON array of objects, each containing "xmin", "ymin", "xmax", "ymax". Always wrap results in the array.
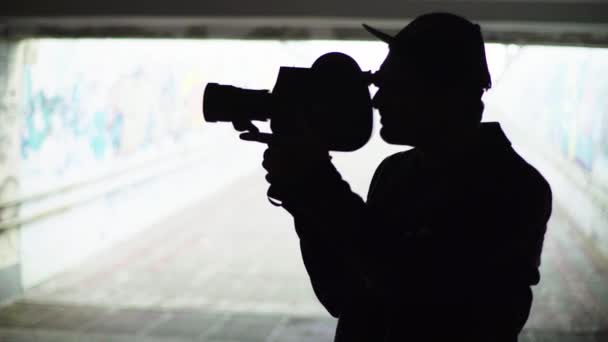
[{"xmin": 255, "ymin": 13, "xmax": 552, "ymax": 341}]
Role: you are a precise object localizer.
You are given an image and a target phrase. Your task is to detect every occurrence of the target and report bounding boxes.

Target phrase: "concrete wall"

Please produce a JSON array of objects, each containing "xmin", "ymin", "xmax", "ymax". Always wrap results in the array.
[
  {"xmin": 0, "ymin": 39, "xmax": 24, "ymax": 302},
  {"xmin": 5, "ymin": 0, "xmax": 607, "ymax": 25},
  {"xmin": 3, "ymin": 1, "xmax": 608, "ymax": 45}
]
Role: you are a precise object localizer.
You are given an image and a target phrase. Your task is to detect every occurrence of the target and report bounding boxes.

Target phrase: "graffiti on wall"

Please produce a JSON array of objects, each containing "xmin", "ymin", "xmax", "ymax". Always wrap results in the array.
[
  {"xmin": 19, "ymin": 40, "xmax": 205, "ymax": 190},
  {"xmin": 540, "ymin": 49, "xmax": 608, "ymax": 173},
  {"xmin": 3, "ymin": 38, "xmax": 402, "ymax": 197},
  {"xmin": 16, "ymin": 38, "xmax": 315, "ymax": 195},
  {"xmin": 489, "ymin": 46, "xmax": 608, "ymax": 191}
]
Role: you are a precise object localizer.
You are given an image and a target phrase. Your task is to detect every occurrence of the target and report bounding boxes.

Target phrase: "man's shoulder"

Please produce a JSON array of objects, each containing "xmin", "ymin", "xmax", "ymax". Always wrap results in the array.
[
  {"xmin": 372, "ymin": 149, "xmax": 420, "ymax": 180},
  {"xmin": 478, "ymin": 122, "xmax": 550, "ymax": 196},
  {"xmin": 491, "ymin": 148, "xmax": 553, "ymax": 219},
  {"xmin": 367, "ymin": 149, "xmax": 419, "ymax": 201},
  {"xmin": 379, "ymin": 148, "xmax": 420, "ymax": 169},
  {"xmin": 500, "ymin": 148, "xmax": 551, "ymax": 194}
]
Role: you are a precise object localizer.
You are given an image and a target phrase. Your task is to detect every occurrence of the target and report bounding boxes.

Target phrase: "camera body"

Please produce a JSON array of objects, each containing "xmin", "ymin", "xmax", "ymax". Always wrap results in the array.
[{"xmin": 203, "ymin": 52, "xmax": 374, "ymax": 152}]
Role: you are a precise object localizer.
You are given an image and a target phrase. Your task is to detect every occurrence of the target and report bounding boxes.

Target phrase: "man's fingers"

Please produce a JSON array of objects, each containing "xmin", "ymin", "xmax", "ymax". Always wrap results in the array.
[
  {"xmin": 239, "ymin": 132, "xmax": 273, "ymax": 144},
  {"xmin": 262, "ymin": 147, "xmax": 300, "ymax": 172}
]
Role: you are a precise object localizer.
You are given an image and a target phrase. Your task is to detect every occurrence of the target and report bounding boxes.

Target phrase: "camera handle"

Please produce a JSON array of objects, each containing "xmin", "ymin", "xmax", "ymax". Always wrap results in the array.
[{"xmin": 236, "ymin": 123, "xmax": 283, "ymax": 206}]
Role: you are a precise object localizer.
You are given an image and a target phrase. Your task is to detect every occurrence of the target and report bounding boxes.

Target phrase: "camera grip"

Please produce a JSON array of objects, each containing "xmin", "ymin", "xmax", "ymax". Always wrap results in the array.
[{"xmin": 267, "ymin": 185, "xmax": 283, "ymax": 207}]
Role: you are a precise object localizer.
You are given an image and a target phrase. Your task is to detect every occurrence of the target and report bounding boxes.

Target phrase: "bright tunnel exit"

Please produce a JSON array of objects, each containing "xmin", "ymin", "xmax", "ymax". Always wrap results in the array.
[{"xmin": 0, "ymin": 38, "xmax": 606, "ymax": 341}]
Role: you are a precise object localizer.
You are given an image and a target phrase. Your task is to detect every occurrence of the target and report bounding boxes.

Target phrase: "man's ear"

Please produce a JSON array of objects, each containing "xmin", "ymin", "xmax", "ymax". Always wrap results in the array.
[{"xmin": 434, "ymin": 87, "xmax": 483, "ymax": 128}]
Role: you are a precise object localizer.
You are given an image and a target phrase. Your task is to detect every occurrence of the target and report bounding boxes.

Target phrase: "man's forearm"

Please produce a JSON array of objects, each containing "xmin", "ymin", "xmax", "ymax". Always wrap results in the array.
[{"xmin": 280, "ymin": 161, "xmax": 394, "ymax": 295}]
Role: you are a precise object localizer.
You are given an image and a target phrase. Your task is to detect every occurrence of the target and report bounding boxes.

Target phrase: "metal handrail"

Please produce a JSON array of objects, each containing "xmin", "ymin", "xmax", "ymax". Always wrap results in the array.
[
  {"xmin": 0, "ymin": 145, "xmax": 202, "ymax": 210},
  {"xmin": 0, "ymin": 147, "xmax": 210, "ymax": 231}
]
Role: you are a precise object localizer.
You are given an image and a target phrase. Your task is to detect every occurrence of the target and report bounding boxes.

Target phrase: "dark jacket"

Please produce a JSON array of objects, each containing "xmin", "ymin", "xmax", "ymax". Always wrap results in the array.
[{"xmin": 286, "ymin": 122, "xmax": 552, "ymax": 341}]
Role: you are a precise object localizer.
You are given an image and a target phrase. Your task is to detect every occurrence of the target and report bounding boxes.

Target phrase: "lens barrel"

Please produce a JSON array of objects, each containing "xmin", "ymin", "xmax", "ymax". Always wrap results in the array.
[{"xmin": 203, "ymin": 83, "xmax": 272, "ymax": 123}]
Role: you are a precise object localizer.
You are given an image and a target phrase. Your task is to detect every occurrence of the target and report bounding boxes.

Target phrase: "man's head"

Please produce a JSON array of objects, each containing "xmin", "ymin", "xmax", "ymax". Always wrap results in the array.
[{"xmin": 365, "ymin": 13, "xmax": 492, "ymax": 147}]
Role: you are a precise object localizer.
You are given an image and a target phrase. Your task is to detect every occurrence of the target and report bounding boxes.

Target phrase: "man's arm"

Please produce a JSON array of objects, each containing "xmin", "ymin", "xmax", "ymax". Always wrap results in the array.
[
  {"xmin": 287, "ymin": 154, "xmax": 396, "ymax": 317},
  {"xmin": 296, "ymin": 220, "xmax": 362, "ymax": 318},
  {"xmin": 274, "ymin": 150, "xmax": 411, "ymax": 297}
]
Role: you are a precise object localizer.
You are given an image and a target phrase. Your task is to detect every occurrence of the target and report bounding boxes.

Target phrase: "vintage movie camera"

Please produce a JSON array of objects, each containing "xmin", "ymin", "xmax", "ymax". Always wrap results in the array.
[{"xmin": 202, "ymin": 52, "xmax": 374, "ymax": 151}]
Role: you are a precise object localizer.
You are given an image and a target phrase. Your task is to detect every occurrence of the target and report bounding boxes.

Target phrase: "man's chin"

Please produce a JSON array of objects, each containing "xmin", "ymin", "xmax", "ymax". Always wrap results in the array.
[{"xmin": 380, "ymin": 127, "xmax": 415, "ymax": 146}]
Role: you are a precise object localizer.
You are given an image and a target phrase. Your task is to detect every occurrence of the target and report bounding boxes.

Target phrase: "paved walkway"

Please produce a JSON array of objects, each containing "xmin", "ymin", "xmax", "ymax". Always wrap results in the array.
[{"xmin": 1, "ymin": 165, "xmax": 607, "ymax": 341}]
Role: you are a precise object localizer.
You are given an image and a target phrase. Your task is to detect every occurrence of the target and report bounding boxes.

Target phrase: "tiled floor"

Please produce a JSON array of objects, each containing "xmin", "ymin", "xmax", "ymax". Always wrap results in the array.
[{"xmin": 1, "ymin": 168, "xmax": 607, "ymax": 341}]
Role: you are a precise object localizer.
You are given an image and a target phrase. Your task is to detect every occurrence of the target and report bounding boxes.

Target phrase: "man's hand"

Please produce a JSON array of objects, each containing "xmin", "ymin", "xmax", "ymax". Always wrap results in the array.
[
  {"xmin": 240, "ymin": 129, "xmax": 336, "ymax": 206},
  {"xmin": 264, "ymin": 142, "xmax": 332, "ymax": 201}
]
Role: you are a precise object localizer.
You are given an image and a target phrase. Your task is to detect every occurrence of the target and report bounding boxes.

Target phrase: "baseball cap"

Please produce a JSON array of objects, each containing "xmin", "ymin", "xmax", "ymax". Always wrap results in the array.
[{"xmin": 363, "ymin": 12, "xmax": 492, "ymax": 91}]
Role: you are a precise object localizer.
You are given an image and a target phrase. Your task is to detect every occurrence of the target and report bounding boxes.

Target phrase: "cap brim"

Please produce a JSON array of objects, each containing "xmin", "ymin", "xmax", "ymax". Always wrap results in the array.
[{"xmin": 362, "ymin": 24, "xmax": 394, "ymax": 44}]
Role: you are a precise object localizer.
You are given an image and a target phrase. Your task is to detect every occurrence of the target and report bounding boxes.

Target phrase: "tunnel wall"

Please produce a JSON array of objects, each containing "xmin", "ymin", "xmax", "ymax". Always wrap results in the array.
[
  {"xmin": 1, "ymin": 38, "xmax": 606, "ymax": 304},
  {"xmin": 0, "ymin": 38, "xmax": 272, "ymax": 302}
]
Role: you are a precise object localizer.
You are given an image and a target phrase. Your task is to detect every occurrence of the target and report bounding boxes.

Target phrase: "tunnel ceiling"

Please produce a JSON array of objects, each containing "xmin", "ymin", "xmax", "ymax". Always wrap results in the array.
[{"xmin": 2, "ymin": 0, "xmax": 608, "ymax": 46}]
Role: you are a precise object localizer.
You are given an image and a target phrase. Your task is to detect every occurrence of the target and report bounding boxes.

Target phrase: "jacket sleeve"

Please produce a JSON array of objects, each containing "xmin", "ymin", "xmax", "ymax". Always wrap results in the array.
[
  {"xmin": 296, "ymin": 220, "xmax": 361, "ymax": 318},
  {"xmin": 482, "ymin": 166, "xmax": 553, "ymax": 285},
  {"xmin": 287, "ymin": 156, "xmax": 393, "ymax": 318},
  {"xmin": 283, "ymin": 154, "xmax": 403, "ymax": 307}
]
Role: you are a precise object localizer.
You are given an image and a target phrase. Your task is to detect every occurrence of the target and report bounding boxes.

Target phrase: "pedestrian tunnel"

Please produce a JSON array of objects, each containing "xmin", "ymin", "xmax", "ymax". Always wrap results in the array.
[{"xmin": 0, "ymin": 38, "xmax": 607, "ymax": 341}]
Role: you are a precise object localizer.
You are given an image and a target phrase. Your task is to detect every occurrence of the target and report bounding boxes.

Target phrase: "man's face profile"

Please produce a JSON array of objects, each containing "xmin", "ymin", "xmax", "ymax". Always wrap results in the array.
[{"xmin": 372, "ymin": 53, "xmax": 436, "ymax": 147}]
